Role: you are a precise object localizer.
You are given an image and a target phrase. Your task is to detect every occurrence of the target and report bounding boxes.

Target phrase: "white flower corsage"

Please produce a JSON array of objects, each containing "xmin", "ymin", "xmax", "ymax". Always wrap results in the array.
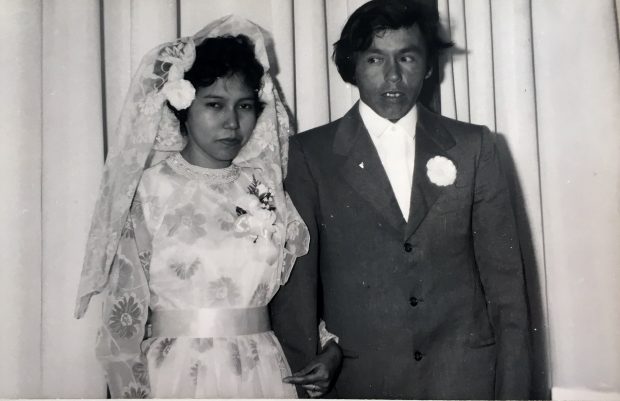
[
  {"xmin": 426, "ymin": 156, "xmax": 457, "ymax": 186},
  {"xmin": 234, "ymin": 176, "xmax": 276, "ymax": 241},
  {"xmin": 161, "ymin": 79, "xmax": 196, "ymax": 110}
]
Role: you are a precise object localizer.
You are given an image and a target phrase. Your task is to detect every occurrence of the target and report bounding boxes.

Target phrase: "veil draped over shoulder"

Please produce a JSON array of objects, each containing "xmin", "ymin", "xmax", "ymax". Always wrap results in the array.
[{"xmin": 75, "ymin": 15, "xmax": 309, "ymax": 318}]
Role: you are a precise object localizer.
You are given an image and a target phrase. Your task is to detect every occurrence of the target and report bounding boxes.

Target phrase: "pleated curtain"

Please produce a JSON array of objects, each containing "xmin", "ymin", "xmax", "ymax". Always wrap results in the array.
[{"xmin": 1, "ymin": 0, "xmax": 619, "ymax": 398}]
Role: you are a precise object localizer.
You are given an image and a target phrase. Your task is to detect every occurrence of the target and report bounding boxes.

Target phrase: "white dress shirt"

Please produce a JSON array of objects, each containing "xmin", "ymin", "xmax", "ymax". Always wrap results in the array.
[{"xmin": 359, "ymin": 100, "xmax": 417, "ymax": 221}]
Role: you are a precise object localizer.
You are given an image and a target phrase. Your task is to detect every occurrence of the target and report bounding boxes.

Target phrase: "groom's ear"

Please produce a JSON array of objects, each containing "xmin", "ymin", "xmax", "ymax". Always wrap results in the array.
[{"xmin": 425, "ymin": 66, "xmax": 433, "ymax": 80}]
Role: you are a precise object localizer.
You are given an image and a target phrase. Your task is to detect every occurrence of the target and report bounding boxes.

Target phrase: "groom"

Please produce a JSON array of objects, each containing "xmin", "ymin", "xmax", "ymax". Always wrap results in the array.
[{"xmin": 271, "ymin": 0, "xmax": 531, "ymax": 398}]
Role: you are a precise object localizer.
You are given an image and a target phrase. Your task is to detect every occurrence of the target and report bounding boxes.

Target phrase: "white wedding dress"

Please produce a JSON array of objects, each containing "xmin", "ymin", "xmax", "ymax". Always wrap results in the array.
[{"xmin": 96, "ymin": 153, "xmax": 300, "ymax": 398}]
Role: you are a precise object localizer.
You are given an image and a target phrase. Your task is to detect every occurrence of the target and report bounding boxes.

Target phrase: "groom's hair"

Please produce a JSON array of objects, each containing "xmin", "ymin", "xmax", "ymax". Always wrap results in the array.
[{"xmin": 332, "ymin": 0, "xmax": 452, "ymax": 85}]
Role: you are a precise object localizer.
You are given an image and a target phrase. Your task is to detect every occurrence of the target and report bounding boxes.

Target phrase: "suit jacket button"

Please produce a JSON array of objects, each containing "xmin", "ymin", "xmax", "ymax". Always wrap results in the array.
[
  {"xmin": 404, "ymin": 242, "xmax": 413, "ymax": 252},
  {"xmin": 414, "ymin": 351, "xmax": 424, "ymax": 361},
  {"xmin": 409, "ymin": 297, "xmax": 419, "ymax": 307}
]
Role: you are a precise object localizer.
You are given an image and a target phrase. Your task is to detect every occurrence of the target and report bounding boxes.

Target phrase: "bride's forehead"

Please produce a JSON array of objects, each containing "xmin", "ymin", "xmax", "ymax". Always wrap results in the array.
[{"xmin": 196, "ymin": 75, "xmax": 254, "ymax": 97}]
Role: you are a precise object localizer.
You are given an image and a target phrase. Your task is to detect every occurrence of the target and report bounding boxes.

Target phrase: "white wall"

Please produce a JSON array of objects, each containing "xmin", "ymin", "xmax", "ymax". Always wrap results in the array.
[
  {"xmin": 0, "ymin": 1, "xmax": 43, "ymax": 397},
  {"xmin": 532, "ymin": 0, "xmax": 620, "ymax": 397}
]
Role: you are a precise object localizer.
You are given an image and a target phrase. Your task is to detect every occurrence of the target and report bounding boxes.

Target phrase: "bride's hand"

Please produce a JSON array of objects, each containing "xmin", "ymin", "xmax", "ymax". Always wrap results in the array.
[{"xmin": 282, "ymin": 341, "xmax": 343, "ymax": 398}]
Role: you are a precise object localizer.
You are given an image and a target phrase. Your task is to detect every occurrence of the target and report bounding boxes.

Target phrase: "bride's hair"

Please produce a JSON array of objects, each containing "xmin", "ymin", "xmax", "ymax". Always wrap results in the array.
[{"xmin": 168, "ymin": 34, "xmax": 265, "ymax": 125}]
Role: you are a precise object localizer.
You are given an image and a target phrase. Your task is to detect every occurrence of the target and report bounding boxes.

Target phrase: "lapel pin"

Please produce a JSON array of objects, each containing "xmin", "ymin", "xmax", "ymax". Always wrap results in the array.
[{"xmin": 359, "ymin": 162, "xmax": 364, "ymax": 169}]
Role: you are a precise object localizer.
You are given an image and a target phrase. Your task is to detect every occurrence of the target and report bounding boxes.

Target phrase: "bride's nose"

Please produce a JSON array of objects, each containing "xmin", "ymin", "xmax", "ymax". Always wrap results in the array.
[{"xmin": 223, "ymin": 109, "xmax": 240, "ymax": 130}]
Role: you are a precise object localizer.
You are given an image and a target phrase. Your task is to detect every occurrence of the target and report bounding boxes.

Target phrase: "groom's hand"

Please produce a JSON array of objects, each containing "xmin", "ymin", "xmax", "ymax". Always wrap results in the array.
[{"xmin": 283, "ymin": 341, "xmax": 343, "ymax": 397}]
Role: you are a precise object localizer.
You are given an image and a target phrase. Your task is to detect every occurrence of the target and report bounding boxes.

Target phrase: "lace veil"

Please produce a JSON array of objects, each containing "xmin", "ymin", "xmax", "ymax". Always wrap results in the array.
[{"xmin": 75, "ymin": 15, "xmax": 309, "ymax": 318}]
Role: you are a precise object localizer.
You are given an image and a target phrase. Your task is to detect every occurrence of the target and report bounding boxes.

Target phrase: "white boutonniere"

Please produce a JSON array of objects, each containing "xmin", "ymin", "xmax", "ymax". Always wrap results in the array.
[
  {"xmin": 234, "ymin": 176, "xmax": 276, "ymax": 242},
  {"xmin": 426, "ymin": 156, "xmax": 457, "ymax": 186}
]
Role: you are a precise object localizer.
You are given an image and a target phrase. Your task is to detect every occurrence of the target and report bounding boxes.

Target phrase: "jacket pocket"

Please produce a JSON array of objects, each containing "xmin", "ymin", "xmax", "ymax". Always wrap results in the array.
[
  {"xmin": 467, "ymin": 334, "xmax": 496, "ymax": 348},
  {"xmin": 465, "ymin": 317, "xmax": 496, "ymax": 349}
]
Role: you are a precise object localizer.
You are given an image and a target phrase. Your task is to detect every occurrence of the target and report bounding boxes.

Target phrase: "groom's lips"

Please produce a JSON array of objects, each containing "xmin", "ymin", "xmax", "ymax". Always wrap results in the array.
[{"xmin": 381, "ymin": 91, "xmax": 406, "ymax": 101}]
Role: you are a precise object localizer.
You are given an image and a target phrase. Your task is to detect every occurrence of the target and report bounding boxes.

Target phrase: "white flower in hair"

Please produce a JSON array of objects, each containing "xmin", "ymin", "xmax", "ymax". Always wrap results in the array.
[
  {"xmin": 162, "ymin": 79, "xmax": 196, "ymax": 110},
  {"xmin": 426, "ymin": 156, "xmax": 457, "ymax": 186}
]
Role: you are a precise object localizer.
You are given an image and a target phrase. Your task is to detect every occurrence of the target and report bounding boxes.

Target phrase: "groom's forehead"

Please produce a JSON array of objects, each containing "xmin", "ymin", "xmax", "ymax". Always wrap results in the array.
[{"xmin": 361, "ymin": 26, "xmax": 427, "ymax": 53}]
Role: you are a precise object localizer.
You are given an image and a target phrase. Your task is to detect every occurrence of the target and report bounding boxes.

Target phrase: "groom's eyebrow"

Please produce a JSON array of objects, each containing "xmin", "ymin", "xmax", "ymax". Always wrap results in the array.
[
  {"xmin": 364, "ymin": 45, "xmax": 425, "ymax": 54},
  {"xmin": 399, "ymin": 45, "xmax": 425, "ymax": 54}
]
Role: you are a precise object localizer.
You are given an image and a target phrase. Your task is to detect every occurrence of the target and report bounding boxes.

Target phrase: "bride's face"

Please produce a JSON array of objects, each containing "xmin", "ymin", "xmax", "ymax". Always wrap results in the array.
[{"xmin": 183, "ymin": 74, "xmax": 258, "ymax": 169}]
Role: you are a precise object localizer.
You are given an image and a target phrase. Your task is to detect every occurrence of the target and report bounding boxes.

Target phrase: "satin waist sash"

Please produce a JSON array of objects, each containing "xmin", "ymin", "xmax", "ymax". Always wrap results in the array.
[{"xmin": 150, "ymin": 307, "xmax": 271, "ymax": 338}]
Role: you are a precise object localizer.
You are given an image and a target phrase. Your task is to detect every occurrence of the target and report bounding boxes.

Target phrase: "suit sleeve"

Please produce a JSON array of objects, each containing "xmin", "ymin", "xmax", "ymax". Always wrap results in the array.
[
  {"xmin": 471, "ymin": 127, "xmax": 531, "ymax": 399},
  {"xmin": 270, "ymin": 135, "xmax": 320, "ymax": 393}
]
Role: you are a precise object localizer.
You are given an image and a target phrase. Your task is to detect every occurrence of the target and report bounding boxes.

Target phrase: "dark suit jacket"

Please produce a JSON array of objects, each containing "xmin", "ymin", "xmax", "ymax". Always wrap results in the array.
[{"xmin": 270, "ymin": 104, "xmax": 531, "ymax": 399}]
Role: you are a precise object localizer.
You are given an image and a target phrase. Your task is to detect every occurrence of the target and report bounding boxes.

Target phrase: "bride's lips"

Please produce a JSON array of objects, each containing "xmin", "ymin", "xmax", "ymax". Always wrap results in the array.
[{"xmin": 218, "ymin": 137, "xmax": 242, "ymax": 146}]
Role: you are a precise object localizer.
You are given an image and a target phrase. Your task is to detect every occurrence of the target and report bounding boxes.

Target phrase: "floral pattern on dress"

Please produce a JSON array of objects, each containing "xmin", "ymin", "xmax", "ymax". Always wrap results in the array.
[
  {"xmin": 229, "ymin": 341, "xmax": 242, "ymax": 376},
  {"xmin": 249, "ymin": 283, "xmax": 270, "ymax": 305},
  {"xmin": 219, "ymin": 218, "xmax": 235, "ymax": 232},
  {"xmin": 189, "ymin": 361, "xmax": 203, "ymax": 385},
  {"xmin": 169, "ymin": 259, "xmax": 201, "ymax": 280},
  {"xmin": 285, "ymin": 219, "xmax": 303, "ymax": 255},
  {"xmin": 138, "ymin": 250, "xmax": 151, "ymax": 274},
  {"xmin": 191, "ymin": 338, "xmax": 214, "ymax": 353},
  {"xmin": 163, "ymin": 204, "xmax": 207, "ymax": 239},
  {"xmin": 155, "ymin": 338, "xmax": 176, "ymax": 367},
  {"xmin": 121, "ymin": 216, "xmax": 135, "ymax": 239},
  {"xmin": 205, "ymin": 277, "xmax": 240, "ymax": 306},
  {"xmin": 131, "ymin": 199, "xmax": 146, "ymax": 225},
  {"xmin": 245, "ymin": 339, "xmax": 261, "ymax": 369},
  {"xmin": 122, "ymin": 383, "xmax": 149, "ymax": 399},
  {"xmin": 132, "ymin": 362, "xmax": 149, "ymax": 386},
  {"xmin": 266, "ymin": 333, "xmax": 291, "ymax": 379},
  {"xmin": 108, "ymin": 294, "xmax": 143, "ymax": 339},
  {"xmin": 112, "ymin": 256, "xmax": 134, "ymax": 297}
]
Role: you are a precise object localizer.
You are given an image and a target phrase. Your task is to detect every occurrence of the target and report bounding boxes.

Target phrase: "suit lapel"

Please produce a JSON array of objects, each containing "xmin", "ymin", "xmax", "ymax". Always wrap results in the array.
[
  {"xmin": 334, "ymin": 105, "xmax": 405, "ymax": 233},
  {"xmin": 405, "ymin": 105, "xmax": 457, "ymax": 240}
]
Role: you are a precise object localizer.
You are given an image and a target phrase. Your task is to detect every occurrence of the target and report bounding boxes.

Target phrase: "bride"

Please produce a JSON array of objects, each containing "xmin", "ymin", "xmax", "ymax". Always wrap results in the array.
[{"xmin": 75, "ymin": 15, "xmax": 340, "ymax": 398}]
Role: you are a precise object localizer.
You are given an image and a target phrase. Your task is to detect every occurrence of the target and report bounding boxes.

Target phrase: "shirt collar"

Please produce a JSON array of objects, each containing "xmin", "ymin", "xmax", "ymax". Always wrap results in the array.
[{"xmin": 359, "ymin": 100, "xmax": 418, "ymax": 139}]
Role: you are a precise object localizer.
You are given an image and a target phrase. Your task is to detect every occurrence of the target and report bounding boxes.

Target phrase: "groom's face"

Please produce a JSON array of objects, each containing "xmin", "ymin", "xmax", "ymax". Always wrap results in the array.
[{"xmin": 354, "ymin": 25, "xmax": 431, "ymax": 122}]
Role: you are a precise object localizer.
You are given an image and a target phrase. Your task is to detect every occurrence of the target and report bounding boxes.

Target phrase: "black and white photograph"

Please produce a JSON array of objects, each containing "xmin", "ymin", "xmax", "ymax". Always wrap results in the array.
[{"xmin": 0, "ymin": 0, "xmax": 619, "ymax": 399}]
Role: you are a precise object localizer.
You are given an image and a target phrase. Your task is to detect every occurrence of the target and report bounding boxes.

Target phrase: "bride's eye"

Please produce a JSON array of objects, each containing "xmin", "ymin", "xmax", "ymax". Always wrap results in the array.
[
  {"xmin": 206, "ymin": 102, "xmax": 222, "ymax": 109},
  {"xmin": 238, "ymin": 102, "xmax": 255, "ymax": 111}
]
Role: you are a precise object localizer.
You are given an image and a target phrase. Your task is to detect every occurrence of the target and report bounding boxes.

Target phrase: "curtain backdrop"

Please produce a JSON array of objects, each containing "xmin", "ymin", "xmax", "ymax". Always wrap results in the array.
[{"xmin": 1, "ymin": 0, "xmax": 619, "ymax": 398}]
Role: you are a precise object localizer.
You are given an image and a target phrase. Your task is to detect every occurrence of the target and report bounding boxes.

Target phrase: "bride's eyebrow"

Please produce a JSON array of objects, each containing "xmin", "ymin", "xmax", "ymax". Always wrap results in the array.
[{"xmin": 198, "ymin": 94, "xmax": 256, "ymax": 102}]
